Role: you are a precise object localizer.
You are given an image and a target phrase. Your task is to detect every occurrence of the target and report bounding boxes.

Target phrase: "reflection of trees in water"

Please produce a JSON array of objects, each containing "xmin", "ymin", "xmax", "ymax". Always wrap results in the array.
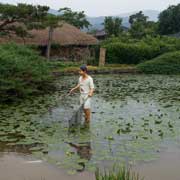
[
  {"xmin": 68, "ymin": 141, "xmax": 92, "ymax": 172},
  {"xmin": 67, "ymin": 123, "xmax": 92, "ymax": 172},
  {"xmin": 0, "ymin": 141, "xmax": 44, "ymax": 155}
]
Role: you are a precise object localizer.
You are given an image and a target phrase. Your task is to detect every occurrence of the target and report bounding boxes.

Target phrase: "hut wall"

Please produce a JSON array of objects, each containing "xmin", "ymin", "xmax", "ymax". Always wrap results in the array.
[{"xmin": 50, "ymin": 46, "xmax": 92, "ymax": 61}]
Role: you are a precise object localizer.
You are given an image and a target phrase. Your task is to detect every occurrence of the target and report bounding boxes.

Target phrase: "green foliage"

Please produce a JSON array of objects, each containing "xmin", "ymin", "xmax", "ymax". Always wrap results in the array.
[
  {"xmin": 59, "ymin": 7, "xmax": 90, "ymax": 29},
  {"xmin": 103, "ymin": 42, "xmax": 157, "ymax": 64},
  {"xmin": 158, "ymin": 3, "xmax": 180, "ymax": 35},
  {"xmin": 104, "ymin": 16, "xmax": 123, "ymax": 37},
  {"xmin": 0, "ymin": 3, "xmax": 49, "ymax": 37},
  {"xmin": 44, "ymin": 14, "xmax": 60, "ymax": 28},
  {"xmin": 103, "ymin": 36, "xmax": 180, "ymax": 64},
  {"xmin": 129, "ymin": 21, "xmax": 146, "ymax": 39},
  {"xmin": 137, "ymin": 51, "xmax": 180, "ymax": 74},
  {"xmin": 0, "ymin": 43, "xmax": 52, "ymax": 102},
  {"xmin": 45, "ymin": 8, "xmax": 91, "ymax": 59},
  {"xmin": 129, "ymin": 11, "xmax": 148, "ymax": 25},
  {"xmin": 128, "ymin": 11, "xmax": 158, "ymax": 39},
  {"xmin": 95, "ymin": 166, "xmax": 143, "ymax": 180}
]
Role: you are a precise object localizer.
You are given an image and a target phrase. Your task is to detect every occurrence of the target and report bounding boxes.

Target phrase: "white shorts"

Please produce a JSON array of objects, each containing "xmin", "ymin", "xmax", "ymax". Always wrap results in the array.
[{"xmin": 80, "ymin": 94, "xmax": 91, "ymax": 109}]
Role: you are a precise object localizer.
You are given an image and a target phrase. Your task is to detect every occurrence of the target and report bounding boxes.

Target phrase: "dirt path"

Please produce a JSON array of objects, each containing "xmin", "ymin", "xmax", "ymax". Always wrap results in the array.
[{"xmin": 0, "ymin": 152, "xmax": 95, "ymax": 180}]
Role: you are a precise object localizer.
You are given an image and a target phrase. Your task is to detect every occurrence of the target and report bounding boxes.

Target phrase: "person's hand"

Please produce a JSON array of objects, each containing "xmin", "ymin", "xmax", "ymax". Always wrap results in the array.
[
  {"xmin": 88, "ymin": 93, "xmax": 93, "ymax": 97},
  {"xmin": 69, "ymin": 88, "xmax": 74, "ymax": 94}
]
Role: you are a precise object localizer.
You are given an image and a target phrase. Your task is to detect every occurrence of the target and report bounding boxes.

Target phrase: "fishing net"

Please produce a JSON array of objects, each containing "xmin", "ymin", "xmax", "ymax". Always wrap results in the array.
[
  {"xmin": 68, "ymin": 104, "xmax": 84, "ymax": 128},
  {"xmin": 68, "ymin": 97, "xmax": 88, "ymax": 128}
]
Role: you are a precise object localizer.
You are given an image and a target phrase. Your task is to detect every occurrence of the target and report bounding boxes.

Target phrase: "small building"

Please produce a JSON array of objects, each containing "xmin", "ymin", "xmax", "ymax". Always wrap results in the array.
[
  {"xmin": 0, "ymin": 23, "xmax": 99, "ymax": 61},
  {"xmin": 94, "ymin": 26, "xmax": 129, "ymax": 40},
  {"xmin": 94, "ymin": 29, "xmax": 107, "ymax": 40}
]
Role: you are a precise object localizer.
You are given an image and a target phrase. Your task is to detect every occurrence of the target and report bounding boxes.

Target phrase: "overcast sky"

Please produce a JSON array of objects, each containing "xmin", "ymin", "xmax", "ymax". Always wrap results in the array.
[{"xmin": 1, "ymin": 0, "xmax": 179, "ymax": 16}]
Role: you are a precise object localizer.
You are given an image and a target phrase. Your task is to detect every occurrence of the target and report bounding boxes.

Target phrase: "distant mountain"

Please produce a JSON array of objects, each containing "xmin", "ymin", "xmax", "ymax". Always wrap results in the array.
[
  {"xmin": 48, "ymin": 9, "xmax": 60, "ymax": 15},
  {"xmin": 87, "ymin": 10, "xmax": 160, "ymax": 30},
  {"xmin": 48, "ymin": 9, "xmax": 160, "ymax": 30}
]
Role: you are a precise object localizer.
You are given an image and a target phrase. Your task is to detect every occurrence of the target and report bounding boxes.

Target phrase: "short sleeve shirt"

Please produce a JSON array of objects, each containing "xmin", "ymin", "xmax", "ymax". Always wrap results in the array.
[{"xmin": 78, "ymin": 75, "xmax": 94, "ymax": 95}]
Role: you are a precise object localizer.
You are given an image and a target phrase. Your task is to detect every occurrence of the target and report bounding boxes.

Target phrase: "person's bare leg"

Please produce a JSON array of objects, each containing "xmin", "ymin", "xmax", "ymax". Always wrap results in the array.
[{"xmin": 84, "ymin": 109, "xmax": 91, "ymax": 123}]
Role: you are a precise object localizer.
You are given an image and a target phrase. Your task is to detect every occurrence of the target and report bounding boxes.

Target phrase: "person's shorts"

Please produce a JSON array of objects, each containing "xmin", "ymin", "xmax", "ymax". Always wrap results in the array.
[{"xmin": 80, "ymin": 94, "xmax": 91, "ymax": 109}]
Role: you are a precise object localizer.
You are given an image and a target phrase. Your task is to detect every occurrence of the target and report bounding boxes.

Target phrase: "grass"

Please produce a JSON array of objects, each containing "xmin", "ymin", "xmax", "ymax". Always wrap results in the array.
[
  {"xmin": 49, "ymin": 61, "xmax": 137, "ymax": 74},
  {"xmin": 95, "ymin": 166, "xmax": 144, "ymax": 180}
]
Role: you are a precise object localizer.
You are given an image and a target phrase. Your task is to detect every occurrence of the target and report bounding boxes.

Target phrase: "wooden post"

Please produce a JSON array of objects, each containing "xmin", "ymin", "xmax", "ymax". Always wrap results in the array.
[{"xmin": 99, "ymin": 48, "xmax": 106, "ymax": 67}]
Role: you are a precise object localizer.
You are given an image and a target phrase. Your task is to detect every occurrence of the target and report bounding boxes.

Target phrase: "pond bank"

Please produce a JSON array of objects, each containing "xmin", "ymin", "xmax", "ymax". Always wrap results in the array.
[{"xmin": 52, "ymin": 65, "xmax": 139, "ymax": 76}]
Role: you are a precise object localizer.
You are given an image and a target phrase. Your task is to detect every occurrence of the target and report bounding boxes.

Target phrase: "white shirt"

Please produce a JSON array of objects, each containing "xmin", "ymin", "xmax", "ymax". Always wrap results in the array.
[{"xmin": 78, "ymin": 75, "xmax": 94, "ymax": 95}]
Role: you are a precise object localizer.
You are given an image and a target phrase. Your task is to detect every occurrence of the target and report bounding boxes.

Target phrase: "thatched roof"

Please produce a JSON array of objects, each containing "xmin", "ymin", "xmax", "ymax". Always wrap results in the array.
[{"xmin": 0, "ymin": 23, "xmax": 98, "ymax": 46}]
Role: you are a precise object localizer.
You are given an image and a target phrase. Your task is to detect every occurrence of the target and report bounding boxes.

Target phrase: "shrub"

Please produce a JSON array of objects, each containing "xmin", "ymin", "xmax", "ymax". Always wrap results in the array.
[
  {"xmin": 103, "ymin": 42, "xmax": 160, "ymax": 64},
  {"xmin": 137, "ymin": 51, "xmax": 180, "ymax": 74},
  {"xmin": 0, "ymin": 43, "xmax": 53, "ymax": 102},
  {"xmin": 102, "ymin": 36, "xmax": 180, "ymax": 64}
]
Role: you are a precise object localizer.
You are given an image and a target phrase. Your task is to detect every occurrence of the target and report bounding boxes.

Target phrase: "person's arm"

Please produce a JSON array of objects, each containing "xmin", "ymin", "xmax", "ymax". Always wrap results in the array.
[
  {"xmin": 70, "ymin": 84, "xmax": 80, "ymax": 94},
  {"xmin": 88, "ymin": 87, "xmax": 94, "ymax": 97},
  {"xmin": 88, "ymin": 77, "xmax": 95, "ymax": 97}
]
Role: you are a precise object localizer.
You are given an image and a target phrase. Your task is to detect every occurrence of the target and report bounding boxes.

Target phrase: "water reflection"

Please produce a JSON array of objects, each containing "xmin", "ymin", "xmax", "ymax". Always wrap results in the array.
[{"xmin": 67, "ymin": 122, "xmax": 92, "ymax": 172}]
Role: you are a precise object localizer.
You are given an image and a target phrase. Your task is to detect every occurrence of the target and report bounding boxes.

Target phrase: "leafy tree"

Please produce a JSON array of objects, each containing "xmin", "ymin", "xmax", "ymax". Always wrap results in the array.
[
  {"xmin": 45, "ymin": 7, "xmax": 91, "ymax": 59},
  {"xmin": 104, "ymin": 16, "xmax": 123, "ymax": 37},
  {"xmin": 129, "ymin": 11, "xmax": 158, "ymax": 39},
  {"xmin": 129, "ymin": 21, "xmax": 158, "ymax": 39},
  {"xmin": 58, "ymin": 7, "xmax": 90, "ymax": 29},
  {"xmin": 129, "ymin": 11, "xmax": 148, "ymax": 25},
  {"xmin": 0, "ymin": 3, "xmax": 49, "ymax": 37},
  {"xmin": 158, "ymin": 4, "xmax": 180, "ymax": 35},
  {"xmin": 0, "ymin": 3, "xmax": 91, "ymax": 60},
  {"xmin": 129, "ymin": 21, "xmax": 145, "ymax": 39}
]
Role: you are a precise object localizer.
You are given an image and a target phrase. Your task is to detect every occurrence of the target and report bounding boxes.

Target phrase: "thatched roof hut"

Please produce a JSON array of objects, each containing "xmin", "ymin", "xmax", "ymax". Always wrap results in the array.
[{"xmin": 0, "ymin": 23, "xmax": 98, "ymax": 46}]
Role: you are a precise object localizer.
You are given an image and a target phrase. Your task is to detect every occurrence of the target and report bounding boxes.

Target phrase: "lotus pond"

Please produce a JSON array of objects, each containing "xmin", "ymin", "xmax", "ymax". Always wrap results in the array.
[{"xmin": 0, "ymin": 74, "xmax": 180, "ymax": 174}]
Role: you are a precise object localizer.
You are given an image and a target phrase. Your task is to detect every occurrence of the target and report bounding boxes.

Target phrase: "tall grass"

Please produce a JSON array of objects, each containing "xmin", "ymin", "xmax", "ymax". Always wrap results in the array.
[{"xmin": 95, "ymin": 166, "xmax": 144, "ymax": 180}]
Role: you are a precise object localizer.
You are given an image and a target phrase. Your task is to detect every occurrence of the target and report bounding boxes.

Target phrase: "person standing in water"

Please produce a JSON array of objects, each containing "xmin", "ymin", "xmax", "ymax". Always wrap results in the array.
[{"xmin": 70, "ymin": 65, "xmax": 94, "ymax": 124}]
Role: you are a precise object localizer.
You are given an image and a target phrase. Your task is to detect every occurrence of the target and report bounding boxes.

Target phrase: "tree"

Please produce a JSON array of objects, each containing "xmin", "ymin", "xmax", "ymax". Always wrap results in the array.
[
  {"xmin": 43, "ymin": 14, "xmax": 60, "ymax": 59},
  {"xmin": 104, "ymin": 16, "xmax": 123, "ymax": 37},
  {"xmin": 129, "ymin": 11, "xmax": 148, "ymax": 25},
  {"xmin": 0, "ymin": 3, "xmax": 91, "ymax": 60},
  {"xmin": 129, "ymin": 11, "xmax": 157, "ymax": 39},
  {"xmin": 0, "ymin": 3, "xmax": 49, "ymax": 38},
  {"xmin": 158, "ymin": 4, "xmax": 180, "ymax": 35},
  {"xmin": 129, "ymin": 21, "xmax": 146, "ymax": 39},
  {"xmin": 58, "ymin": 8, "xmax": 90, "ymax": 29},
  {"xmin": 44, "ymin": 8, "xmax": 91, "ymax": 59}
]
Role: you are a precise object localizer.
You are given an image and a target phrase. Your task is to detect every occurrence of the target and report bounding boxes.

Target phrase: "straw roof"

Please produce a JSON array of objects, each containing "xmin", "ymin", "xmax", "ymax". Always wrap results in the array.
[{"xmin": 0, "ymin": 23, "xmax": 98, "ymax": 46}]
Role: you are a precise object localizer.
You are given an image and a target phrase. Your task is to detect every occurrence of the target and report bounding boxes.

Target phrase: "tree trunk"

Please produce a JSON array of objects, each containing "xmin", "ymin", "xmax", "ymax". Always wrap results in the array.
[{"xmin": 46, "ymin": 26, "xmax": 53, "ymax": 60}]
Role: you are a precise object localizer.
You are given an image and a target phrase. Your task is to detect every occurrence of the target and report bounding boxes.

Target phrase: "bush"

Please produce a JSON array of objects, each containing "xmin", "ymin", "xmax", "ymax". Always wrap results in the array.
[
  {"xmin": 103, "ymin": 42, "xmax": 160, "ymax": 64},
  {"xmin": 0, "ymin": 43, "xmax": 53, "ymax": 102},
  {"xmin": 137, "ymin": 51, "xmax": 180, "ymax": 74},
  {"xmin": 102, "ymin": 36, "xmax": 180, "ymax": 64}
]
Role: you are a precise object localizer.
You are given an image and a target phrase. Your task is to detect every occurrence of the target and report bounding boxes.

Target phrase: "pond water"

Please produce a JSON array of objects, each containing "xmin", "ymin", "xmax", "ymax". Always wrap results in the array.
[{"xmin": 0, "ymin": 74, "xmax": 180, "ymax": 175}]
